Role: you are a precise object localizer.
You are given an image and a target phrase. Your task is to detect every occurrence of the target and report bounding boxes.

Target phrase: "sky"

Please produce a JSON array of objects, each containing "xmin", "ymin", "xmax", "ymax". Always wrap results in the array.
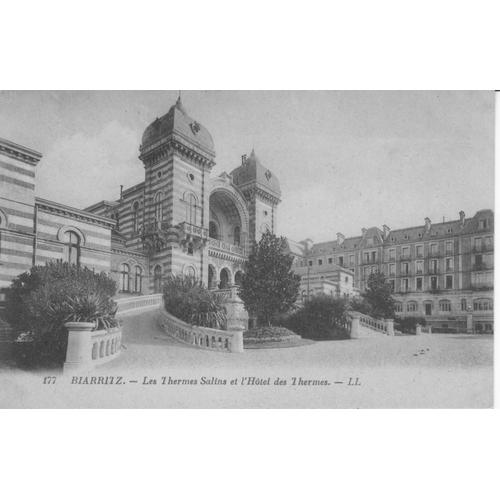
[{"xmin": 0, "ymin": 90, "xmax": 494, "ymax": 243}]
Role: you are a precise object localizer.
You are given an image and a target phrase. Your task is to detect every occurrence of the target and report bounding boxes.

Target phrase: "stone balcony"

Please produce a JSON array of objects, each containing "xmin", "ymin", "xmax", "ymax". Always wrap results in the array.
[{"xmin": 208, "ymin": 237, "xmax": 247, "ymax": 263}]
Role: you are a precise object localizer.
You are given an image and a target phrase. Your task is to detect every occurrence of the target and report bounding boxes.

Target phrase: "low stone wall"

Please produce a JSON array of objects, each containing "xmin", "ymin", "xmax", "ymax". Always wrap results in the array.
[
  {"xmin": 347, "ymin": 311, "xmax": 394, "ymax": 338},
  {"xmin": 64, "ymin": 322, "xmax": 123, "ymax": 372},
  {"xmin": 115, "ymin": 293, "xmax": 163, "ymax": 316},
  {"xmin": 157, "ymin": 308, "xmax": 244, "ymax": 353},
  {"xmin": 91, "ymin": 327, "xmax": 122, "ymax": 365}
]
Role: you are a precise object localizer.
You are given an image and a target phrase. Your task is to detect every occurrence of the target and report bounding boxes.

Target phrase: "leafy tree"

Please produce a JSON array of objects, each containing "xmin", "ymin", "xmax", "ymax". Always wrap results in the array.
[
  {"xmin": 239, "ymin": 230, "xmax": 301, "ymax": 326},
  {"xmin": 285, "ymin": 294, "xmax": 349, "ymax": 339},
  {"xmin": 362, "ymin": 270, "xmax": 395, "ymax": 319}
]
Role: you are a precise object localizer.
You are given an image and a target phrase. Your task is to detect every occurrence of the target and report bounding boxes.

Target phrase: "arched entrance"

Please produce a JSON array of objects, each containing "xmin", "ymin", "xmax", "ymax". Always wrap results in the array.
[
  {"xmin": 219, "ymin": 268, "xmax": 231, "ymax": 289},
  {"xmin": 209, "ymin": 188, "xmax": 249, "ymax": 249},
  {"xmin": 234, "ymin": 270, "xmax": 243, "ymax": 286},
  {"xmin": 153, "ymin": 265, "xmax": 162, "ymax": 293}
]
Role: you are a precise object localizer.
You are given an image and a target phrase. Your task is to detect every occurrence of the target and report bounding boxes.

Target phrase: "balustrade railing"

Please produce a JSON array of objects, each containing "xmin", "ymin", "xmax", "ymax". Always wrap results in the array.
[
  {"xmin": 157, "ymin": 308, "xmax": 243, "ymax": 353},
  {"xmin": 91, "ymin": 327, "xmax": 122, "ymax": 365},
  {"xmin": 180, "ymin": 221, "xmax": 209, "ymax": 240},
  {"xmin": 115, "ymin": 293, "xmax": 163, "ymax": 316},
  {"xmin": 208, "ymin": 237, "xmax": 246, "ymax": 256}
]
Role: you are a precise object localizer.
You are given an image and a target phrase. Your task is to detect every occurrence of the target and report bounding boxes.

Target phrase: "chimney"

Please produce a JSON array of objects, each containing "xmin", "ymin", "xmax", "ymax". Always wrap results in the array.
[
  {"xmin": 241, "ymin": 154, "xmax": 247, "ymax": 166},
  {"xmin": 424, "ymin": 217, "xmax": 431, "ymax": 232},
  {"xmin": 361, "ymin": 227, "xmax": 367, "ymax": 237},
  {"xmin": 459, "ymin": 210, "xmax": 465, "ymax": 226},
  {"xmin": 382, "ymin": 224, "xmax": 391, "ymax": 239},
  {"xmin": 120, "ymin": 185, "xmax": 124, "ymax": 201},
  {"xmin": 336, "ymin": 232, "xmax": 345, "ymax": 246}
]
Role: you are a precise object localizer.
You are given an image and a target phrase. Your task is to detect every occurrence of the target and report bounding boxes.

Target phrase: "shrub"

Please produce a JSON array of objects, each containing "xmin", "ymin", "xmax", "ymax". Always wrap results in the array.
[
  {"xmin": 395, "ymin": 316, "xmax": 427, "ymax": 334},
  {"xmin": 4, "ymin": 261, "xmax": 118, "ymax": 367},
  {"xmin": 284, "ymin": 294, "xmax": 349, "ymax": 340},
  {"xmin": 162, "ymin": 275, "xmax": 226, "ymax": 329}
]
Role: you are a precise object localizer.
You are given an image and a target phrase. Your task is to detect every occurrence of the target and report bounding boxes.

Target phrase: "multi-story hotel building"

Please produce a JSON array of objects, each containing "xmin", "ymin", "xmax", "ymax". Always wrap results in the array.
[{"xmin": 292, "ymin": 211, "xmax": 494, "ymax": 332}]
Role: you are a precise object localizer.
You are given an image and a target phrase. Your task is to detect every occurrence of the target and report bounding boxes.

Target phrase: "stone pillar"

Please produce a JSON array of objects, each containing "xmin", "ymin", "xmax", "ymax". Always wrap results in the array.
[
  {"xmin": 225, "ymin": 286, "xmax": 249, "ymax": 331},
  {"xmin": 63, "ymin": 322, "xmax": 95, "ymax": 373},
  {"xmin": 349, "ymin": 312, "xmax": 361, "ymax": 339},
  {"xmin": 229, "ymin": 329, "xmax": 244, "ymax": 353},
  {"xmin": 466, "ymin": 312, "xmax": 473, "ymax": 334},
  {"xmin": 385, "ymin": 318, "xmax": 395, "ymax": 336},
  {"xmin": 224, "ymin": 286, "xmax": 247, "ymax": 353}
]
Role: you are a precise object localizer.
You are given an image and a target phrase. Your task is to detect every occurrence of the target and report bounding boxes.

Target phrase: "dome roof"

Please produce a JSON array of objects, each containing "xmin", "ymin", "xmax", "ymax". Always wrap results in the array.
[
  {"xmin": 231, "ymin": 149, "xmax": 281, "ymax": 198},
  {"xmin": 141, "ymin": 97, "xmax": 215, "ymax": 156}
]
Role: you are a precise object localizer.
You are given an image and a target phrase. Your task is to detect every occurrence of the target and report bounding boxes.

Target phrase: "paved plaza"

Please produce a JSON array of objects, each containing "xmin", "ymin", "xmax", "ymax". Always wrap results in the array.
[{"xmin": 0, "ymin": 311, "xmax": 493, "ymax": 408}]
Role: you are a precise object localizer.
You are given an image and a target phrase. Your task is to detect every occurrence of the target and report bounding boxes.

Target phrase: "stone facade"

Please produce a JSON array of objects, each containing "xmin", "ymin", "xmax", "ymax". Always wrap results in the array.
[{"xmin": 295, "ymin": 211, "xmax": 494, "ymax": 332}]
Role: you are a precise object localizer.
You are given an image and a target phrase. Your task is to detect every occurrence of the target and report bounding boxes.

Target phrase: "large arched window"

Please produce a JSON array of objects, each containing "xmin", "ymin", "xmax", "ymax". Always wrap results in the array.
[
  {"xmin": 134, "ymin": 266, "xmax": 143, "ymax": 294},
  {"xmin": 63, "ymin": 231, "xmax": 80, "ymax": 266},
  {"xmin": 153, "ymin": 265, "xmax": 162, "ymax": 293},
  {"xmin": 234, "ymin": 226, "xmax": 241, "ymax": 246},
  {"xmin": 120, "ymin": 263, "xmax": 130, "ymax": 292},
  {"xmin": 132, "ymin": 202, "xmax": 140, "ymax": 233},
  {"xmin": 154, "ymin": 192, "xmax": 163, "ymax": 221},
  {"xmin": 474, "ymin": 299, "xmax": 493, "ymax": 311},
  {"xmin": 209, "ymin": 221, "xmax": 218, "ymax": 239}
]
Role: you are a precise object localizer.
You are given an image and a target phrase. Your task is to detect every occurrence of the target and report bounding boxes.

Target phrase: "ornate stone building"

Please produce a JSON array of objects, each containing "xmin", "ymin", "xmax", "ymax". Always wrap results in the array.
[
  {"xmin": 85, "ymin": 97, "xmax": 281, "ymax": 294},
  {"xmin": 0, "ymin": 97, "xmax": 494, "ymax": 337}
]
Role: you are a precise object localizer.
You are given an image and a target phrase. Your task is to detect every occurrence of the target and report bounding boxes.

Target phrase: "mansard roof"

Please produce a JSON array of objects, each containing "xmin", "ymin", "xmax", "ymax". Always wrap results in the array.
[
  {"xmin": 140, "ymin": 97, "xmax": 215, "ymax": 157},
  {"xmin": 231, "ymin": 149, "xmax": 281, "ymax": 199},
  {"xmin": 305, "ymin": 209, "xmax": 494, "ymax": 255}
]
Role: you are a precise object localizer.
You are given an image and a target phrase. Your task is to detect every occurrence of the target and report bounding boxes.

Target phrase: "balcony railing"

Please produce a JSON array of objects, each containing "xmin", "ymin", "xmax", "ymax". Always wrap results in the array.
[
  {"xmin": 472, "ymin": 263, "xmax": 493, "ymax": 271},
  {"xmin": 209, "ymin": 237, "xmax": 246, "ymax": 257},
  {"xmin": 179, "ymin": 222, "xmax": 209, "ymax": 240}
]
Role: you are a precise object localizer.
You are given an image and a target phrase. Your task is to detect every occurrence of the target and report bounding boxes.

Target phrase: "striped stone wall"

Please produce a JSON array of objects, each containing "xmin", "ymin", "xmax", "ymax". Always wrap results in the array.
[{"xmin": 0, "ymin": 138, "xmax": 40, "ymax": 291}]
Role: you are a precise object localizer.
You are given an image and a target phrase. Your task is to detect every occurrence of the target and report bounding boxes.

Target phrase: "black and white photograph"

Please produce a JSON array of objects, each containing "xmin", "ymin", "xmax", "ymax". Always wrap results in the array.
[{"xmin": 0, "ymin": 90, "xmax": 494, "ymax": 408}]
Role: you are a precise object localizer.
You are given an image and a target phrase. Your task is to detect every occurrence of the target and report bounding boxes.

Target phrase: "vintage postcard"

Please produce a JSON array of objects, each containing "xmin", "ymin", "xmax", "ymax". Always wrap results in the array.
[{"xmin": 0, "ymin": 90, "xmax": 494, "ymax": 408}]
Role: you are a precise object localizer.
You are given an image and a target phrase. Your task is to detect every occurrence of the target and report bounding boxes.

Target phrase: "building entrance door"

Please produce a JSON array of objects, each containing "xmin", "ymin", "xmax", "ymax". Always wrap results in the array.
[{"xmin": 425, "ymin": 303, "xmax": 432, "ymax": 316}]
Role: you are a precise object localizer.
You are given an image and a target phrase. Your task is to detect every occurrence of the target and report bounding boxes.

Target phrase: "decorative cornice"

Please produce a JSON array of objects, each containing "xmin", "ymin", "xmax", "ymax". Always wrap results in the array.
[
  {"xmin": 241, "ymin": 185, "xmax": 281, "ymax": 205},
  {"xmin": 35, "ymin": 197, "xmax": 116, "ymax": 229},
  {"xmin": 0, "ymin": 137, "xmax": 42, "ymax": 166},
  {"xmin": 208, "ymin": 248, "xmax": 247, "ymax": 264},
  {"xmin": 139, "ymin": 136, "xmax": 215, "ymax": 170}
]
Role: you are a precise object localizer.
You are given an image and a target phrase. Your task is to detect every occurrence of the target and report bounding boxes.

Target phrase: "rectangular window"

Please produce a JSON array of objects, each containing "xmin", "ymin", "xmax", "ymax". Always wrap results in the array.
[
  {"xmin": 446, "ymin": 258, "xmax": 453, "ymax": 271},
  {"xmin": 371, "ymin": 251, "xmax": 376, "ymax": 262},
  {"xmin": 364, "ymin": 252, "xmax": 370, "ymax": 263},
  {"xmin": 431, "ymin": 276, "xmax": 438, "ymax": 290},
  {"xmin": 461, "ymin": 299, "xmax": 467, "ymax": 311},
  {"xmin": 416, "ymin": 245, "xmax": 423, "ymax": 258},
  {"xmin": 401, "ymin": 262, "xmax": 409, "ymax": 275},
  {"xmin": 407, "ymin": 302, "xmax": 417, "ymax": 312},
  {"xmin": 416, "ymin": 277, "xmax": 423, "ymax": 291},
  {"xmin": 328, "ymin": 257, "xmax": 333, "ymax": 264},
  {"xmin": 440, "ymin": 301, "xmax": 451, "ymax": 312},
  {"xmin": 430, "ymin": 259, "xmax": 438, "ymax": 274},
  {"xmin": 308, "ymin": 260, "xmax": 313, "ymax": 266},
  {"xmin": 402, "ymin": 278, "xmax": 409, "ymax": 292},
  {"xmin": 389, "ymin": 279, "xmax": 395, "ymax": 292},
  {"xmin": 388, "ymin": 248, "xmax": 395, "ymax": 261},
  {"xmin": 349, "ymin": 254, "xmax": 355, "ymax": 266},
  {"xmin": 389, "ymin": 263, "xmax": 395, "ymax": 276},
  {"xmin": 484, "ymin": 236, "xmax": 493, "ymax": 249},
  {"xmin": 416, "ymin": 260, "xmax": 423, "ymax": 274},
  {"xmin": 371, "ymin": 266, "xmax": 377, "ymax": 274},
  {"xmin": 338, "ymin": 256, "xmax": 344, "ymax": 266},
  {"xmin": 446, "ymin": 241, "xmax": 453, "ymax": 255},
  {"xmin": 479, "ymin": 219, "xmax": 487, "ymax": 229},
  {"xmin": 430, "ymin": 243, "xmax": 438, "ymax": 256},
  {"xmin": 445, "ymin": 275, "xmax": 453, "ymax": 289},
  {"xmin": 474, "ymin": 254, "xmax": 483, "ymax": 267},
  {"xmin": 474, "ymin": 237, "xmax": 482, "ymax": 251},
  {"xmin": 318, "ymin": 259, "xmax": 323, "ymax": 266},
  {"xmin": 402, "ymin": 247, "xmax": 410, "ymax": 258}
]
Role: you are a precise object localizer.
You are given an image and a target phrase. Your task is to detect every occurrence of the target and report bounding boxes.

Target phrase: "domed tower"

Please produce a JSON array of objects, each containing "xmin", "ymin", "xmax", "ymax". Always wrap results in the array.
[
  {"xmin": 231, "ymin": 149, "xmax": 281, "ymax": 243},
  {"xmin": 139, "ymin": 96, "xmax": 216, "ymax": 284}
]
